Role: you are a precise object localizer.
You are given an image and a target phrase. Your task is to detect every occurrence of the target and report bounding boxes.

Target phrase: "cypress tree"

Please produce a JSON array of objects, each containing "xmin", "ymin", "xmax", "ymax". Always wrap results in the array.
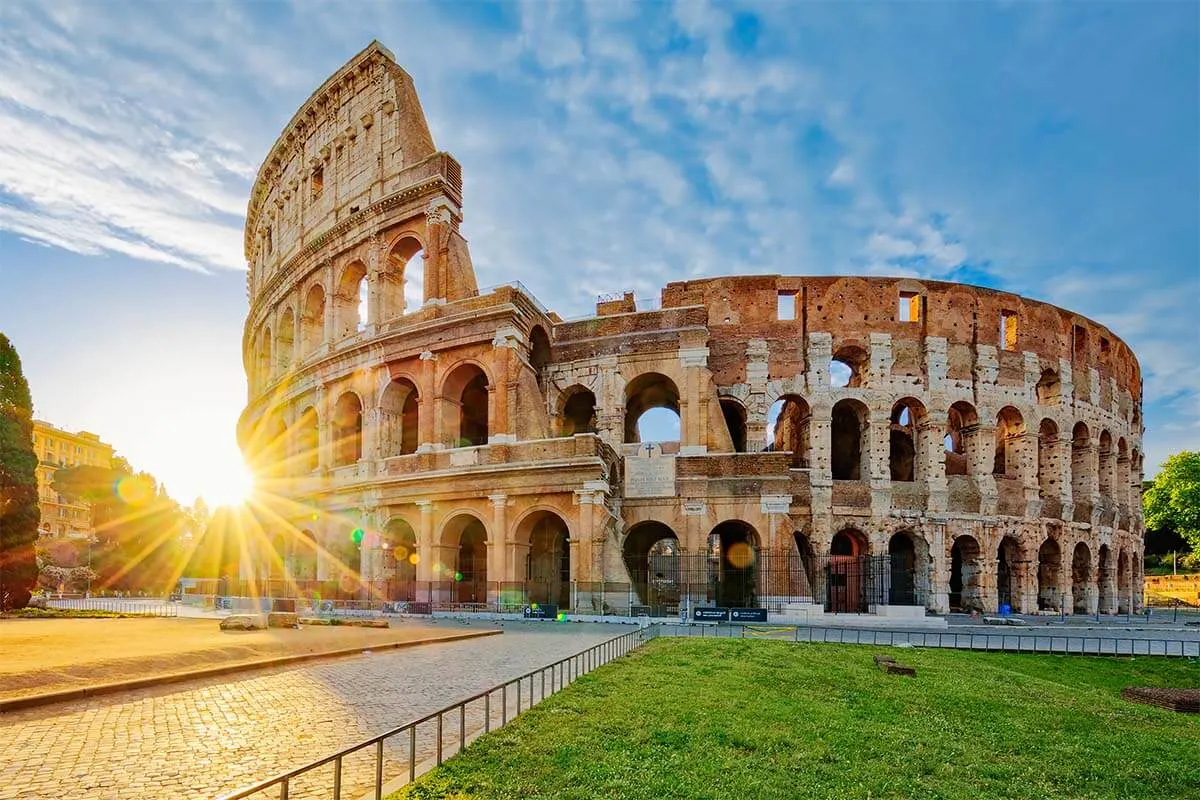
[{"xmin": 0, "ymin": 332, "xmax": 39, "ymax": 609}]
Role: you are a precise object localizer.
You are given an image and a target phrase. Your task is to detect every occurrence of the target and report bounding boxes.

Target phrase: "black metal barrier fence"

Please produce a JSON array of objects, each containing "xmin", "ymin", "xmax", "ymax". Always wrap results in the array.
[
  {"xmin": 655, "ymin": 622, "xmax": 1200, "ymax": 657},
  {"xmin": 213, "ymin": 625, "xmax": 654, "ymax": 800},
  {"xmin": 46, "ymin": 597, "xmax": 179, "ymax": 617}
]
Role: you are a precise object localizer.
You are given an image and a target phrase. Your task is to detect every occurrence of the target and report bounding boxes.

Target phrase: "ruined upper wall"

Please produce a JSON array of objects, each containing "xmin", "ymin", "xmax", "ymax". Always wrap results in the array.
[
  {"xmin": 654, "ymin": 275, "xmax": 1141, "ymax": 402},
  {"xmin": 244, "ymin": 42, "xmax": 441, "ymax": 289}
]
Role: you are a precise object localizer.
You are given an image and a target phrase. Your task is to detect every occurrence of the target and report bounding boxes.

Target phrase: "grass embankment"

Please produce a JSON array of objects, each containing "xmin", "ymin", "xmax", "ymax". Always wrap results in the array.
[{"xmin": 395, "ymin": 638, "xmax": 1200, "ymax": 800}]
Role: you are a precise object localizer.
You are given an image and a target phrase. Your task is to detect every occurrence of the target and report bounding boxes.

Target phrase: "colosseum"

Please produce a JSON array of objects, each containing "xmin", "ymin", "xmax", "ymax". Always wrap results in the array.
[{"xmin": 239, "ymin": 42, "xmax": 1145, "ymax": 621}]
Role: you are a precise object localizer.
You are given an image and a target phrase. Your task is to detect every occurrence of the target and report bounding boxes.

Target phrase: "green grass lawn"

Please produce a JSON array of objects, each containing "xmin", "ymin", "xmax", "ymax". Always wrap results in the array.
[{"xmin": 393, "ymin": 638, "xmax": 1200, "ymax": 800}]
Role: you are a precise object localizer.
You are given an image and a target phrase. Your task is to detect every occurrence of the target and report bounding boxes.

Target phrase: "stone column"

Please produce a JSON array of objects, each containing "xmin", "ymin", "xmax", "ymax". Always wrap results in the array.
[
  {"xmin": 679, "ymin": 346, "xmax": 710, "ymax": 455},
  {"xmin": 867, "ymin": 408, "xmax": 891, "ymax": 516},
  {"xmin": 929, "ymin": 523, "xmax": 949, "ymax": 614},
  {"xmin": 415, "ymin": 501, "xmax": 435, "ymax": 584},
  {"xmin": 1016, "ymin": 432, "xmax": 1040, "ymax": 517},
  {"xmin": 922, "ymin": 410, "xmax": 948, "ymax": 513},
  {"xmin": 489, "ymin": 494, "xmax": 508, "ymax": 607},
  {"xmin": 966, "ymin": 424, "xmax": 997, "ymax": 515},
  {"xmin": 361, "ymin": 407, "xmax": 381, "ymax": 476},
  {"xmin": 418, "ymin": 351, "xmax": 438, "ymax": 451}
]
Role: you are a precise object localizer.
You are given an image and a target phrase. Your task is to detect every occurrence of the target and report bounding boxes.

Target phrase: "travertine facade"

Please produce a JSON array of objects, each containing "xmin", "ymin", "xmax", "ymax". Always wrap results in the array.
[{"xmin": 240, "ymin": 43, "xmax": 1144, "ymax": 617}]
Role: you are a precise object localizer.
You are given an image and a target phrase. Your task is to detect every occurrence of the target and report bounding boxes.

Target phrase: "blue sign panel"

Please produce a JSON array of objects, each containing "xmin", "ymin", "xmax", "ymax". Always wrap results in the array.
[
  {"xmin": 730, "ymin": 608, "xmax": 769, "ymax": 622},
  {"xmin": 694, "ymin": 607, "xmax": 730, "ymax": 622}
]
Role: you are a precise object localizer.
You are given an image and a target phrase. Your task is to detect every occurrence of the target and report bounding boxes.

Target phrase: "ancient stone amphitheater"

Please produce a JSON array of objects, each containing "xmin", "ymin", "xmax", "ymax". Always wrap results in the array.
[{"xmin": 239, "ymin": 42, "xmax": 1144, "ymax": 620}]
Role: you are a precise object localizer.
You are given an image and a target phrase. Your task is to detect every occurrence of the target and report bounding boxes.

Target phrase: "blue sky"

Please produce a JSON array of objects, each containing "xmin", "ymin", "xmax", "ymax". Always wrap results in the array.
[{"xmin": 0, "ymin": 1, "xmax": 1196, "ymax": 504}]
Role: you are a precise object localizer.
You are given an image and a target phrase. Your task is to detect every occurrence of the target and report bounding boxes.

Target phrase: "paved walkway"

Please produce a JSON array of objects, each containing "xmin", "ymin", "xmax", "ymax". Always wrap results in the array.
[{"xmin": 0, "ymin": 621, "xmax": 619, "ymax": 800}]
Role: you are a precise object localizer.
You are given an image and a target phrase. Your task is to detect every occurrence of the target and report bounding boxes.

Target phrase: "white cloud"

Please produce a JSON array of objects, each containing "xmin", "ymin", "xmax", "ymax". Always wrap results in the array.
[{"xmin": 827, "ymin": 158, "xmax": 856, "ymax": 187}]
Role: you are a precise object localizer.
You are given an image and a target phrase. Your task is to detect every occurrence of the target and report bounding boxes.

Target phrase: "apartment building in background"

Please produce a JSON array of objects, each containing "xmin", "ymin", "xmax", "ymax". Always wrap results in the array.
[{"xmin": 32, "ymin": 420, "xmax": 114, "ymax": 539}]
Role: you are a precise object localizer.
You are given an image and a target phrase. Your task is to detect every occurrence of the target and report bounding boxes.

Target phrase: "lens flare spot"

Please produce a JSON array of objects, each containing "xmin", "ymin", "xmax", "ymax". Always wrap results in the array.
[
  {"xmin": 115, "ymin": 475, "xmax": 154, "ymax": 506},
  {"xmin": 726, "ymin": 541, "xmax": 756, "ymax": 569},
  {"xmin": 454, "ymin": 571, "xmax": 464, "ymax": 582},
  {"xmin": 392, "ymin": 545, "xmax": 409, "ymax": 561},
  {"xmin": 339, "ymin": 573, "xmax": 358, "ymax": 593},
  {"xmin": 351, "ymin": 528, "xmax": 364, "ymax": 545},
  {"xmin": 408, "ymin": 553, "xmax": 420, "ymax": 566}
]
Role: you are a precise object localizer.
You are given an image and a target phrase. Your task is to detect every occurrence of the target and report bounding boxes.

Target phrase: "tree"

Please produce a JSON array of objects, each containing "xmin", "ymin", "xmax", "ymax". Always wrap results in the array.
[
  {"xmin": 1144, "ymin": 451, "xmax": 1200, "ymax": 568},
  {"xmin": 0, "ymin": 332, "xmax": 39, "ymax": 609}
]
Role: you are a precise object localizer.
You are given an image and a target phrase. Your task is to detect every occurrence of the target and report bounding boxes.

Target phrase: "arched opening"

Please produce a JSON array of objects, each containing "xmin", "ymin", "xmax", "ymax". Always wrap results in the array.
[
  {"xmin": 441, "ymin": 514, "xmax": 489, "ymax": 606},
  {"xmin": 1071, "ymin": 542, "xmax": 1092, "ymax": 614},
  {"xmin": 1116, "ymin": 549, "xmax": 1131, "ymax": 614},
  {"xmin": 331, "ymin": 392, "xmax": 363, "ymax": 466},
  {"xmin": 1071, "ymin": 422, "xmax": 1094, "ymax": 516},
  {"xmin": 830, "ymin": 344, "xmax": 868, "ymax": 388},
  {"xmin": 276, "ymin": 309, "xmax": 295, "ymax": 373},
  {"xmin": 443, "ymin": 364, "xmax": 489, "ymax": 447},
  {"xmin": 768, "ymin": 395, "xmax": 810, "ymax": 468},
  {"xmin": 720, "ymin": 398, "xmax": 748, "ymax": 453},
  {"xmin": 380, "ymin": 378, "xmax": 420, "ymax": 456},
  {"xmin": 993, "ymin": 406, "xmax": 1026, "ymax": 478},
  {"xmin": 622, "ymin": 521, "xmax": 679, "ymax": 609},
  {"xmin": 887, "ymin": 531, "xmax": 926, "ymax": 606},
  {"xmin": 1116, "ymin": 438, "xmax": 1130, "ymax": 512},
  {"xmin": 301, "ymin": 285, "xmax": 325, "ymax": 356},
  {"xmin": 789, "ymin": 532, "xmax": 817, "ymax": 600},
  {"xmin": 1036, "ymin": 369, "xmax": 1061, "ymax": 405},
  {"xmin": 381, "ymin": 518, "xmax": 418, "ymax": 601},
  {"xmin": 296, "ymin": 407, "xmax": 320, "ymax": 473},
  {"xmin": 944, "ymin": 401, "xmax": 978, "ymax": 476},
  {"xmin": 624, "ymin": 373, "xmax": 681, "ymax": 444},
  {"xmin": 889, "ymin": 399, "xmax": 925, "ymax": 482},
  {"xmin": 949, "ymin": 535, "xmax": 982, "ymax": 612},
  {"xmin": 529, "ymin": 326, "xmax": 551, "ymax": 392},
  {"xmin": 523, "ymin": 511, "xmax": 571, "ymax": 610},
  {"xmin": 334, "ymin": 261, "xmax": 368, "ymax": 340},
  {"xmin": 831, "ymin": 399, "xmax": 869, "ymax": 480},
  {"xmin": 384, "ymin": 236, "xmax": 425, "ymax": 319},
  {"xmin": 1037, "ymin": 538, "xmax": 1062, "ymax": 610},
  {"xmin": 1098, "ymin": 543, "xmax": 1112, "ymax": 614},
  {"xmin": 1037, "ymin": 419, "xmax": 1060, "ymax": 514},
  {"xmin": 997, "ymin": 536, "xmax": 1023, "ymax": 612},
  {"xmin": 707, "ymin": 521, "xmax": 759, "ymax": 608},
  {"xmin": 560, "ymin": 386, "xmax": 597, "ymax": 435},
  {"xmin": 826, "ymin": 528, "xmax": 868, "ymax": 613},
  {"xmin": 294, "ymin": 529, "xmax": 318, "ymax": 581},
  {"xmin": 268, "ymin": 533, "xmax": 287, "ymax": 580}
]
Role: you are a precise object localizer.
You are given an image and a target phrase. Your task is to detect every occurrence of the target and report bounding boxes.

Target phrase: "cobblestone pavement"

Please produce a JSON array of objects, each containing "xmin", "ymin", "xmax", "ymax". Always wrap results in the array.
[{"xmin": 0, "ymin": 621, "xmax": 624, "ymax": 800}]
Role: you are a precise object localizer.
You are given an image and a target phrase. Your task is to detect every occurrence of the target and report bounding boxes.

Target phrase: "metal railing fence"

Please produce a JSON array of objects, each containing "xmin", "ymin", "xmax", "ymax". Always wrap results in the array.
[
  {"xmin": 214, "ymin": 625, "xmax": 654, "ymax": 800},
  {"xmin": 656, "ymin": 622, "xmax": 1200, "ymax": 657},
  {"xmin": 46, "ymin": 597, "xmax": 179, "ymax": 617}
]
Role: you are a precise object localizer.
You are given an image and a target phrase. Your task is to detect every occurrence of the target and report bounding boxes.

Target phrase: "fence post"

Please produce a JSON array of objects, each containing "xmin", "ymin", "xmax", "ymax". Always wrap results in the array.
[
  {"xmin": 409, "ymin": 726, "xmax": 416, "ymax": 783},
  {"xmin": 437, "ymin": 712, "xmax": 444, "ymax": 765},
  {"xmin": 375, "ymin": 740, "xmax": 384, "ymax": 800}
]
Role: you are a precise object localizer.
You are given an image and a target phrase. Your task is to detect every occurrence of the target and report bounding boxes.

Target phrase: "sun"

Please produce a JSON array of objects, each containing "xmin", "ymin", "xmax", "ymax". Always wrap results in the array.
[{"xmin": 201, "ymin": 461, "xmax": 256, "ymax": 508}]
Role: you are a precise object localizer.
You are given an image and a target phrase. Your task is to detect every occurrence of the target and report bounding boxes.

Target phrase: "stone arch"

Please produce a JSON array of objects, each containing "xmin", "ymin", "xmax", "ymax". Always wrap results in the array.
[
  {"xmin": 442, "ymin": 362, "xmax": 490, "ymax": 447},
  {"xmin": 707, "ymin": 520, "xmax": 760, "ymax": 608},
  {"xmin": 827, "ymin": 528, "xmax": 869, "ymax": 613},
  {"xmin": 258, "ymin": 326, "xmax": 272, "ymax": 383},
  {"xmin": 1116, "ymin": 437, "xmax": 1130, "ymax": 511},
  {"xmin": 516, "ymin": 509, "xmax": 571, "ymax": 609},
  {"xmin": 949, "ymin": 534, "xmax": 983, "ymax": 612},
  {"xmin": 383, "ymin": 234, "xmax": 425, "ymax": 319},
  {"xmin": 1071, "ymin": 541, "xmax": 1092, "ymax": 614},
  {"xmin": 889, "ymin": 398, "xmax": 926, "ymax": 482},
  {"xmin": 559, "ymin": 384, "xmax": 598, "ymax": 435},
  {"xmin": 944, "ymin": 401, "xmax": 978, "ymax": 476},
  {"xmin": 887, "ymin": 530, "xmax": 929, "ymax": 606},
  {"xmin": 296, "ymin": 406, "xmax": 320, "ymax": 473},
  {"xmin": 1037, "ymin": 537, "xmax": 1062, "ymax": 610},
  {"xmin": 301, "ymin": 284, "xmax": 326, "ymax": 356},
  {"xmin": 830, "ymin": 343, "xmax": 869, "ymax": 388},
  {"xmin": 719, "ymin": 397, "xmax": 748, "ymax": 453},
  {"xmin": 831, "ymin": 398, "xmax": 869, "ymax": 480},
  {"xmin": 331, "ymin": 391, "xmax": 363, "ymax": 466},
  {"xmin": 622, "ymin": 521, "xmax": 680, "ymax": 608},
  {"xmin": 529, "ymin": 325, "xmax": 551, "ymax": 392},
  {"xmin": 439, "ymin": 512, "xmax": 489, "ymax": 605},
  {"xmin": 380, "ymin": 517, "xmax": 418, "ymax": 600},
  {"xmin": 624, "ymin": 372, "xmax": 681, "ymax": 444},
  {"xmin": 767, "ymin": 394, "xmax": 810, "ymax": 468},
  {"xmin": 996, "ymin": 535, "xmax": 1025, "ymax": 612},
  {"xmin": 380, "ymin": 377, "xmax": 419, "ymax": 456},
  {"xmin": 276, "ymin": 308, "xmax": 295, "ymax": 373},
  {"xmin": 993, "ymin": 406, "xmax": 1026, "ymax": 478},
  {"xmin": 334, "ymin": 260, "xmax": 369, "ymax": 340},
  {"xmin": 294, "ymin": 528, "xmax": 319, "ymax": 582}
]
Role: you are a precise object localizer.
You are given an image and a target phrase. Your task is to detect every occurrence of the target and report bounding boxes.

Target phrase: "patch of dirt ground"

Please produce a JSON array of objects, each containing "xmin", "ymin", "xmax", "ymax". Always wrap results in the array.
[{"xmin": 0, "ymin": 617, "xmax": 480, "ymax": 699}]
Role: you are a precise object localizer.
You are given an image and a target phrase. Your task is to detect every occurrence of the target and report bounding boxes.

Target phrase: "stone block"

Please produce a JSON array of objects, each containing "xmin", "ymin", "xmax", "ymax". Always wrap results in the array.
[
  {"xmin": 267, "ymin": 612, "xmax": 299, "ymax": 628},
  {"xmin": 220, "ymin": 614, "xmax": 267, "ymax": 631}
]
